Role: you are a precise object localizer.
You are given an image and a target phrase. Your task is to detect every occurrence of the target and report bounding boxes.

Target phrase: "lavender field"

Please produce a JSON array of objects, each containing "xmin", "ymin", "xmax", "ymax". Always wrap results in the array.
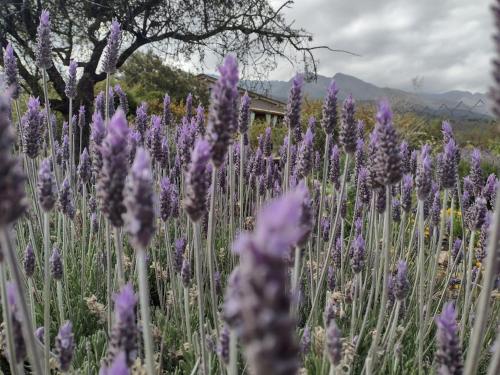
[{"xmin": 0, "ymin": 2, "xmax": 499, "ymax": 375}]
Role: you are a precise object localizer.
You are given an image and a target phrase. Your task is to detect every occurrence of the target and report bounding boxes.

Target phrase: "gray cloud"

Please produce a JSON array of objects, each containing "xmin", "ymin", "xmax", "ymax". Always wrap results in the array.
[{"xmin": 270, "ymin": 0, "xmax": 493, "ymax": 93}]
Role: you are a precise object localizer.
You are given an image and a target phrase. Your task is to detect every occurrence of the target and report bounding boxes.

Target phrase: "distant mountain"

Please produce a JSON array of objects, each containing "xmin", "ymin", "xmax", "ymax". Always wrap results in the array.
[{"xmin": 241, "ymin": 73, "xmax": 492, "ymax": 120}]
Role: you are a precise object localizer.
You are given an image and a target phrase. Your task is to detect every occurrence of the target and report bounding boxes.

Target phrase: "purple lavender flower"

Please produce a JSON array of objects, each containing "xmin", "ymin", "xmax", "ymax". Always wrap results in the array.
[
  {"xmin": 350, "ymin": 234, "xmax": 365, "ymax": 273},
  {"xmin": 124, "ymin": 148, "xmax": 156, "ymax": 250},
  {"xmin": 218, "ymin": 325, "xmax": 230, "ymax": 364},
  {"xmin": 376, "ymin": 188, "xmax": 386, "ymax": 214},
  {"xmin": 466, "ymin": 197, "xmax": 487, "ymax": 231},
  {"xmin": 333, "ymin": 237, "xmax": 342, "ymax": 266},
  {"xmin": 59, "ymin": 177, "xmax": 75, "ymax": 220},
  {"xmin": 22, "ymin": 97, "xmax": 44, "ymax": 159},
  {"xmin": 340, "ymin": 94, "xmax": 357, "ymax": 154},
  {"xmin": 163, "ymin": 94, "xmax": 171, "ymax": 128},
  {"xmin": 354, "ymin": 138, "xmax": 365, "ymax": 185},
  {"xmin": 184, "ymin": 139, "xmax": 212, "ymax": 222},
  {"xmin": 326, "ymin": 320, "xmax": 342, "ymax": 366},
  {"xmin": 430, "ymin": 191, "xmax": 442, "ymax": 228},
  {"xmin": 470, "ymin": 149, "xmax": 483, "ymax": 196},
  {"xmin": 400, "ymin": 141, "xmax": 410, "ymax": 174},
  {"xmin": 394, "ymin": 260, "xmax": 409, "ymax": 300},
  {"xmin": 285, "ymin": 74, "xmax": 304, "ymax": 144},
  {"xmin": 102, "ymin": 20, "xmax": 122, "ymax": 74},
  {"xmin": 231, "ymin": 190, "xmax": 302, "ymax": 375},
  {"xmin": 38, "ymin": 158, "xmax": 56, "ymax": 211},
  {"xmin": 106, "ymin": 283, "xmax": 138, "ymax": 367},
  {"xmin": 322, "ymin": 217, "xmax": 331, "ymax": 242},
  {"xmin": 56, "ymin": 321, "xmax": 75, "ymax": 372},
  {"xmin": 441, "ymin": 139, "xmax": 458, "ymax": 189},
  {"xmin": 477, "ymin": 213, "xmax": 491, "ymax": 262},
  {"xmin": 128, "ymin": 130, "xmax": 140, "ymax": 165},
  {"xmin": 329, "ymin": 144, "xmax": 341, "ymax": 190},
  {"xmin": 435, "ymin": 302, "xmax": 463, "ymax": 375},
  {"xmin": 321, "ymin": 80, "xmax": 338, "ymax": 135},
  {"xmin": 482, "ymin": 173, "xmax": 499, "ymax": 207},
  {"xmin": 35, "ymin": 10, "xmax": 52, "ymax": 69},
  {"xmin": 392, "ymin": 198, "xmax": 401, "ymax": 222},
  {"xmin": 373, "ymin": 100, "xmax": 402, "ymax": 186},
  {"xmin": 160, "ymin": 177, "xmax": 172, "ymax": 222},
  {"xmin": 100, "ymin": 352, "xmax": 130, "ymax": 375},
  {"xmin": 296, "ymin": 127, "xmax": 314, "ymax": 179},
  {"xmin": 114, "ymin": 84, "xmax": 128, "ymax": 114},
  {"xmin": 78, "ymin": 148, "xmax": 92, "ymax": 185},
  {"xmin": 181, "ymin": 258, "xmax": 191, "ymax": 287},
  {"xmin": 50, "ymin": 247, "xmax": 63, "ymax": 280},
  {"xmin": 64, "ymin": 60, "xmax": 78, "ymax": 99},
  {"xmin": 170, "ymin": 185, "xmax": 180, "ymax": 219},
  {"xmin": 1, "ymin": 92, "xmax": 34, "ymax": 224},
  {"xmin": 300, "ymin": 326, "xmax": 311, "ymax": 356},
  {"xmin": 4, "ymin": 43, "xmax": 20, "ymax": 99},
  {"xmin": 6, "ymin": 283, "xmax": 27, "ymax": 363},
  {"xmin": 416, "ymin": 145, "xmax": 433, "ymax": 200},
  {"xmin": 149, "ymin": 115, "xmax": 163, "ymax": 162},
  {"xmin": 451, "ymin": 238, "xmax": 463, "ymax": 264},
  {"xmin": 94, "ymin": 92, "xmax": 105, "ymax": 117},
  {"xmin": 90, "ymin": 111, "xmax": 106, "ymax": 178},
  {"xmin": 238, "ymin": 92, "xmax": 251, "ymax": 135},
  {"xmin": 194, "ymin": 105, "xmax": 205, "ymax": 136},
  {"xmin": 358, "ymin": 167, "xmax": 371, "ymax": 205},
  {"xmin": 135, "ymin": 103, "xmax": 148, "ymax": 141},
  {"xmin": 401, "ymin": 174, "xmax": 413, "ymax": 212},
  {"xmin": 98, "ymin": 110, "xmax": 129, "ymax": 227},
  {"xmin": 24, "ymin": 244, "xmax": 35, "ymax": 278},
  {"xmin": 174, "ymin": 238, "xmax": 186, "ymax": 273},
  {"xmin": 327, "ymin": 265, "xmax": 336, "ymax": 291},
  {"xmin": 207, "ymin": 55, "xmax": 239, "ymax": 167},
  {"xmin": 185, "ymin": 93, "xmax": 193, "ymax": 120}
]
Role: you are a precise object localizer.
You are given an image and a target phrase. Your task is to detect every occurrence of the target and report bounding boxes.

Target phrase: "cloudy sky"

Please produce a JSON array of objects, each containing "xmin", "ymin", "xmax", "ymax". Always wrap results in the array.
[{"xmin": 267, "ymin": 0, "xmax": 493, "ymax": 93}]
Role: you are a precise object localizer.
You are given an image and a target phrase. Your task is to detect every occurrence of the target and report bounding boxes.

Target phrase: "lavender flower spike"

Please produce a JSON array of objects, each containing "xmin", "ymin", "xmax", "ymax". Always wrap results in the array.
[
  {"xmin": 124, "ymin": 148, "xmax": 156, "ymax": 250},
  {"xmin": 38, "ymin": 158, "xmax": 57, "ymax": 211},
  {"xmin": 416, "ymin": 145, "xmax": 433, "ymax": 200},
  {"xmin": 239, "ymin": 92, "xmax": 251, "ymax": 134},
  {"xmin": 78, "ymin": 148, "xmax": 92, "ymax": 185},
  {"xmin": 184, "ymin": 138, "xmax": 212, "ymax": 222},
  {"xmin": 99, "ymin": 352, "xmax": 130, "ymax": 375},
  {"xmin": 394, "ymin": 260, "xmax": 409, "ymax": 300},
  {"xmin": 22, "ymin": 96, "xmax": 44, "ymax": 159},
  {"xmin": 97, "ymin": 110, "xmax": 129, "ymax": 227},
  {"xmin": 285, "ymin": 74, "xmax": 304, "ymax": 142},
  {"xmin": 59, "ymin": 177, "xmax": 75, "ymax": 220},
  {"xmin": 340, "ymin": 94, "xmax": 357, "ymax": 154},
  {"xmin": 435, "ymin": 302, "xmax": 463, "ymax": 375},
  {"xmin": 470, "ymin": 148, "xmax": 483, "ymax": 196},
  {"xmin": 102, "ymin": 19, "xmax": 122, "ymax": 74},
  {"xmin": 326, "ymin": 320, "xmax": 342, "ymax": 366},
  {"xmin": 321, "ymin": 80, "xmax": 338, "ymax": 135},
  {"xmin": 50, "ymin": 247, "xmax": 63, "ymax": 280},
  {"xmin": 35, "ymin": 10, "xmax": 52, "ymax": 69},
  {"xmin": 65, "ymin": 60, "xmax": 78, "ymax": 99},
  {"xmin": 440, "ymin": 139, "xmax": 458, "ymax": 189},
  {"xmin": 114, "ymin": 84, "xmax": 128, "ymax": 115},
  {"xmin": 56, "ymin": 321, "xmax": 75, "ymax": 372},
  {"xmin": 162, "ymin": 94, "xmax": 171, "ymax": 128},
  {"xmin": 232, "ymin": 190, "xmax": 303, "ymax": 375},
  {"xmin": 0, "ymin": 93, "xmax": 28, "ymax": 226},
  {"xmin": 296, "ymin": 127, "xmax": 314, "ymax": 179},
  {"xmin": 6, "ymin": 283, "xmax": 27, "ymax": 363},
  {"xmin": 207, "ymin": 55, "xmax": 239, "ymax": 167},
  {"xmin": 373, "ymin": 100, "xmax": 402, "ymax": 186},
  {"xmin": 4, "ymin": 43, "xmax": 20, "ymax": 99},
  {"xmin": 105, "ymin": 283, "xmax": 138, "ymax": 367},
  {"xmin": 24, "ymin": 244, "xmax": 35, "ymax": 278}
]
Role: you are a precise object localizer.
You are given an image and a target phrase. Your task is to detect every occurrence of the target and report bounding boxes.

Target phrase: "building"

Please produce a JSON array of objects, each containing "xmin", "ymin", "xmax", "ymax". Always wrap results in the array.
[{"xmin": 197, "ymin": 74, "xmax": 286, "ymax": 127}]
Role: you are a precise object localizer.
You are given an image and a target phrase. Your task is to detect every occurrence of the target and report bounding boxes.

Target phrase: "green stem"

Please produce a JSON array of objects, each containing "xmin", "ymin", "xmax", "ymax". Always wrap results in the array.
[
  {"xmin": 0, "ymin": 227, "xmax": 43, "ymax": 374},
  {"xmin": 137, "ymin": 249, "xmax": 155, "ymax": 375},
  {"xmin": 193, "ymin": 221, "xmax": 208, "ymax": 375},
  {"xmin": 464, "ymin": 185, "xmax": 500, "ymax": 375},
  {"xmin": 43, "ymin": 212, "xmax": 51, "ymax": 375}
]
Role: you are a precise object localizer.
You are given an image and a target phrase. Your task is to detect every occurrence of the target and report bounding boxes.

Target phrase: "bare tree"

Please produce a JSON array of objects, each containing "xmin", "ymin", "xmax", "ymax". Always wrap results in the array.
[{"xmin": 0, "ymin": 0, "xmax": 341, "ymax": 114}]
